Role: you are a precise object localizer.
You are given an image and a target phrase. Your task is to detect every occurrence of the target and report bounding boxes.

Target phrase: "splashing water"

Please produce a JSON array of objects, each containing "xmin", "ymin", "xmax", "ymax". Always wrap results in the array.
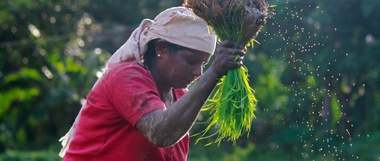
[{"xmin": 240, "ymin": 0, "xmax": 379, "ymax": 160}]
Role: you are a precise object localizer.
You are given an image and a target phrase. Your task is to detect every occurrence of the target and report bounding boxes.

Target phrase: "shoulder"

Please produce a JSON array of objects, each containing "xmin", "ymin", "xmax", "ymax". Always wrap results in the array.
[
  {"xmin": 107, "ymin": 61, "xmax": 148, "ymax": 77},
  {"xmin": 101, "ymin": 61, "xmax": 156, "ymax": 94},
  {"xmin": 105, "ymin": 62, "xmax": 152, "ymax": 82}
]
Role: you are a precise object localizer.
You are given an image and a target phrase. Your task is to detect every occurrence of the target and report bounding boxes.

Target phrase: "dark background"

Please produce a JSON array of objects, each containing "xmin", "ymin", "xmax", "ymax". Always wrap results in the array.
[{"xmin": 1, "ymin": 0, "xmax": 379, "ymax": 160}]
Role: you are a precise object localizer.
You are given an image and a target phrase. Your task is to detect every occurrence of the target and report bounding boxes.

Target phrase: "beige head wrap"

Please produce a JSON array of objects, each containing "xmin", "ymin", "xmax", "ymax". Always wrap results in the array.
[
  {"xmin": 107, "ymin": 6, "xmax": 216, "ymax": 65},
  {"xmin": 58, "ymin": 7, "xmax": 216, "ymax": 158}
]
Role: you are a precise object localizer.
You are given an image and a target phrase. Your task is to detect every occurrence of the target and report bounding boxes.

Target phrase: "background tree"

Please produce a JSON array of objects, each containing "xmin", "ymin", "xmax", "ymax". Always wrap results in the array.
[{"xmin": 0, "ymin": 0, "xmax": 379, "ymax": 160}]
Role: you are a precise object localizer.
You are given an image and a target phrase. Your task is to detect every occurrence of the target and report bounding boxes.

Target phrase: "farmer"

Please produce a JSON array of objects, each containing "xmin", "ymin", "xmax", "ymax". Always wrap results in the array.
[{"xmin": 59, "ymin": 6, "xmax": 245, "ymax": 160}]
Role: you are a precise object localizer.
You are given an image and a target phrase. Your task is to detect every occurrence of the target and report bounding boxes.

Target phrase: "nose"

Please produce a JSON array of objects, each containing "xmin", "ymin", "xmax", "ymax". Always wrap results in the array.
[{"xmin": 192, "ymin": 65, "xmax": 203, "ymax": 78}]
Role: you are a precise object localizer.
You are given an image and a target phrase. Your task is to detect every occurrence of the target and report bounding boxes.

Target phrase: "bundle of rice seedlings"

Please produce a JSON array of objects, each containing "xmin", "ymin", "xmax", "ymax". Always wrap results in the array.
[{"xmin": 183, "ymin": 0, "xmax": 269, "ymax": 145}]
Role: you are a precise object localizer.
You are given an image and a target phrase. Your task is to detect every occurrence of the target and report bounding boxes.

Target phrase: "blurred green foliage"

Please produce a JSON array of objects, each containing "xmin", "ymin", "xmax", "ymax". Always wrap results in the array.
[{"xmin": 1, "ymin": 0, "xmax": 379, "ymax": 160}]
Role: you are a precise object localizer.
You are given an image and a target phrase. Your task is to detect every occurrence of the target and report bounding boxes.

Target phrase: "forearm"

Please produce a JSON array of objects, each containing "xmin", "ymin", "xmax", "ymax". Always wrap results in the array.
[
  {"xmin": 164, "ymin": 66, "xmax": 221, "ymax": 135},
  {"xmin": 136, "ymin": 66, "xmax": 221, "ymax": 147}
]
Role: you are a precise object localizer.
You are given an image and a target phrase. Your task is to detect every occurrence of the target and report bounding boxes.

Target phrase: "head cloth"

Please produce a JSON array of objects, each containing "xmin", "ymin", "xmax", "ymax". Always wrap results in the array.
[{"xmin": 107, "ymin": 6, "xmax": 216, "ymax": 65}]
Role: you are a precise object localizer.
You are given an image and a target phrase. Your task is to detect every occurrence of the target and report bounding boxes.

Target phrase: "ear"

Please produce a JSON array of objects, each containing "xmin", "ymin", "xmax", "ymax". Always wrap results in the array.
[{"xmin": 155, "ymin": 39, "xmax": 170, "ymax": 58}]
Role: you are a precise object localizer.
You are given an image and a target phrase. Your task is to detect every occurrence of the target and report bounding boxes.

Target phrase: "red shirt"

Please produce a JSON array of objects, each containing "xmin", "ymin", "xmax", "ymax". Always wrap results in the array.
[{"xmin": 64, "ymin": 62, "xmax": 189, "ymax": 161}]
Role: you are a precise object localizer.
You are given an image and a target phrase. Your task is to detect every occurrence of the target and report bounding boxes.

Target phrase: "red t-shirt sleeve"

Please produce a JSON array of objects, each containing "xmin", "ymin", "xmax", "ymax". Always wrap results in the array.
[{"xmin": 104, "ymin": 63, "xmax": 165, "ymax": 127}]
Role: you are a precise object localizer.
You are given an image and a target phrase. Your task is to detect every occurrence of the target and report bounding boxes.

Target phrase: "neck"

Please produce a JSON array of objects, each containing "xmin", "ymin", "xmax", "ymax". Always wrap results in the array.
[{"xmin": 146, "ymin": 62, "xmax": 172, "ymax": 96}]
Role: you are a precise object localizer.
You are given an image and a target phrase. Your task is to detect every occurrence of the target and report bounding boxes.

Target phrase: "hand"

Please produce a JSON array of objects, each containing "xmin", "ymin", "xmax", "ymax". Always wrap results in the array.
[{"xmin": 210, "ymin": 40, "xmax": 246, "ymax": 78}]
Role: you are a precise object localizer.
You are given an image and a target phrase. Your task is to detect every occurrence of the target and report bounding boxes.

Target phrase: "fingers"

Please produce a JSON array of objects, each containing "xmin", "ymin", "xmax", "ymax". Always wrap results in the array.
[
  {"xmin": 234, "ymin": 55, "xmax": 244, "ymax": 66},
  {"xmin": 218, "ymin": 42, "xmax": 245, "ymax": 54},
  {"xmin": 218, "ymin": 40, "xmax": 246, "ymax": 57},
  {"xmin": 218, "ymin": 41, "xmax": 245, "ymax": 63},
  {"xmin": 224, "ymin": 54, "xmax": 241, "ymax": 68},
  {"xmin": 210, "ymin": 40, "xmax": 247, "ymax": 77}
]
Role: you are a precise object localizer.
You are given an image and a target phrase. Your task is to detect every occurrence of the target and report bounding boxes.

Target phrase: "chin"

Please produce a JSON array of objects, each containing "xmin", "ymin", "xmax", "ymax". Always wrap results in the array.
[
  {"xmin": 172, "ymin": 80, "xmax": 193, "ymax": 89},
  {"xmin": 175, "ymin": 84, "xmax": 189, "ymax": 89},
  {"xmin": 173, "ymin": 82, "xmax": 191, "ymax": 89}
]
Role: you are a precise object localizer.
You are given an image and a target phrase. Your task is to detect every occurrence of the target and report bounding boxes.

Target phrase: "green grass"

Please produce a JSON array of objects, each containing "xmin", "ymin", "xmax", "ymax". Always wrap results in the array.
[
  {"xmin": 196, "ymin": 66, "xmax": 257, "ymax": 145},
  {"xmin": 0, "ymin": 150, "xmax": 61, "ymax": 161}
]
